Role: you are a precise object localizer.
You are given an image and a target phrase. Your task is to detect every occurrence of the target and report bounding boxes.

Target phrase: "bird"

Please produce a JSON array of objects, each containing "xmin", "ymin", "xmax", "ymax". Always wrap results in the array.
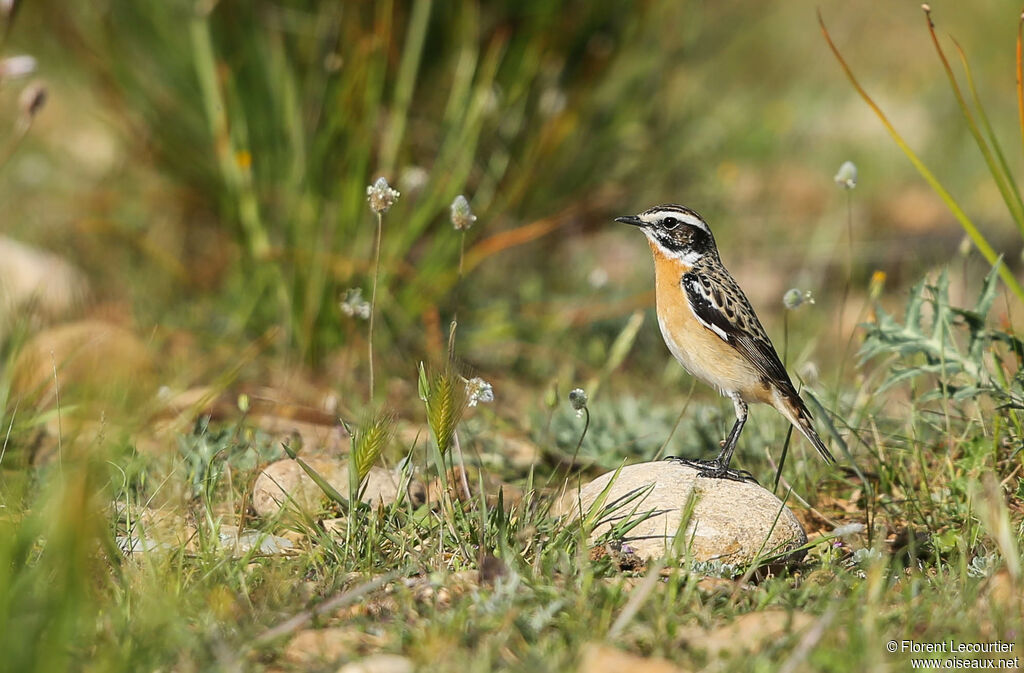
[{"xmin": 615, "ymin": 203, "xmax": 835, "ymax": 481}]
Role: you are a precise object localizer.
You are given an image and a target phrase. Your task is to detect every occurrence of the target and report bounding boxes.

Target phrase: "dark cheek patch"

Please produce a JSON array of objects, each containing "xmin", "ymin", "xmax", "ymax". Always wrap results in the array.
[{"xmin": 658, "ymin": 233, "xmax": 684, "ymax": 253}]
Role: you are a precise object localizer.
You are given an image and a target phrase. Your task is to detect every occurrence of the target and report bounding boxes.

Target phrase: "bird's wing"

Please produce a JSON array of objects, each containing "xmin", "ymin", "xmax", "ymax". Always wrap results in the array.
[{"xmin": 681, "ymin": 269, "xmax": 794, "ymax": 390}]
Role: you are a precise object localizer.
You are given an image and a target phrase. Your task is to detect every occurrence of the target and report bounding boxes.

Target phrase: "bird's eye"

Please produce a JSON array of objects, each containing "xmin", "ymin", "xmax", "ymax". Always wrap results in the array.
[{"xmin": 662, "ymin": 217, "xmax": 680, "ymax": 229}]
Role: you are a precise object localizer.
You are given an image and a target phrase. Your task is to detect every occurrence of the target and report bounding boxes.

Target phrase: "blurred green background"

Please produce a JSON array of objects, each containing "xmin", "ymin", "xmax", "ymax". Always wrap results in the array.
[
  {"xmin": 3, "ymin": 3, "xmax": 1024, "ymax": 672},
  {"xmin": 2, "ymin": 0, "xmax": 1022, "ymax": 407},
  {"xmin": 2, "ymin": 0, "xmax": 1024, "ymax": 463}
]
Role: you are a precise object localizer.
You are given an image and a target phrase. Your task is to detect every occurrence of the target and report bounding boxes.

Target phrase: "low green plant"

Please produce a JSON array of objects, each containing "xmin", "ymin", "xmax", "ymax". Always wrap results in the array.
[{"xmin": 860, "ymin": 263, "xmax": 1022, "ymax": 407}]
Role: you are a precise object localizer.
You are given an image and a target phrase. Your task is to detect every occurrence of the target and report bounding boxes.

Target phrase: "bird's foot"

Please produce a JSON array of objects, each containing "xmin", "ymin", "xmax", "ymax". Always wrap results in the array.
[{"xmin": 663, "ymin": 456, "xmax": 758, "ymax": 484}]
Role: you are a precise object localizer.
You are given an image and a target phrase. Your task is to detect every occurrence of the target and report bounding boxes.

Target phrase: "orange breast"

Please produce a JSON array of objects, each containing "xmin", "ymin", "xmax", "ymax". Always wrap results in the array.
[{"xmin": 649, "ymin": 244, "xmax": 770, "ymax": 402}]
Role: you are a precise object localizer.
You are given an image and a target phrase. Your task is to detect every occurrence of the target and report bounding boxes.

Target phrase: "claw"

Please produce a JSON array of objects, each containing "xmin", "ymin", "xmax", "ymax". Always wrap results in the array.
[{"xmin": 664, "ymin": 456, "xmax": 758, "ymax": 484}]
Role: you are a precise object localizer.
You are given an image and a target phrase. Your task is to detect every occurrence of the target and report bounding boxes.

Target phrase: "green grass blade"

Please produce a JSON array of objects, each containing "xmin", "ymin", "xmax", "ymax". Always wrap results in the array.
[
  {"xmin": 819, "ymin": 10, "xmax": 1024, "ymax": 305},
  {"xmin": 1018, "ymin": 11, "xmax": 1024, "ymax": 159},
  {"xmin": 951, "ymin": 38, "xmax": 1024, "ymax": 231},
  {"xmin": 189, "ymin": 10, "xmax": 270, "ymax": 260},
  {"xmin": 921, "ymin": 8, "xmax": 1024, "ymax": 234},
  {"xmin": 281, "ymin": 442, "xmax": 351, "ymax": 509},
  {"xmin": 379, "ymin": 0, "xmax": 433, "ymax": 174}
]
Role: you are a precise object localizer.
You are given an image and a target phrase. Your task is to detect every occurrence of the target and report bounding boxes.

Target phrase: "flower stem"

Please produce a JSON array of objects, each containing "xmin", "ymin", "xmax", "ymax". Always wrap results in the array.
[
  {"xmin": 368, "ymin": 212, "xmax": 383, "ymax": 399},
  {"xmin": 783, "ymin": 311, "xmax": 790, "ymax": 368},
  {"xmin": 569, "ymin": 407, "xmax": 591, "ymax": 467},
  {"xmin": 458, "ymin": 230, "xmax": 466, "ymax": 279},
  {"xmin": 447, "ymin": 232, "xmax": 467, "ymax": 366}
]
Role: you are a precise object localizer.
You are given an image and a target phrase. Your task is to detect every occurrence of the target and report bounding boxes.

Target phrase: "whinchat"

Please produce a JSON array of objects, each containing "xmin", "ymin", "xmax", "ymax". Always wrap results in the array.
[{"xmin": 616, "ymin": 204, "xmax": 835, "ymax": 481}]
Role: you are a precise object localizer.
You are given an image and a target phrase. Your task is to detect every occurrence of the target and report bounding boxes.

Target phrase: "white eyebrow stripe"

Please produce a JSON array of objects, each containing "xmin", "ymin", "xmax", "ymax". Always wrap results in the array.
[
  {"xmin": 639, "ymin": 206, "xmax": 710, "ymax": 234},
  {"xmin": 676, "ymin": 212, "xmax": 709, "ymax": 233}
]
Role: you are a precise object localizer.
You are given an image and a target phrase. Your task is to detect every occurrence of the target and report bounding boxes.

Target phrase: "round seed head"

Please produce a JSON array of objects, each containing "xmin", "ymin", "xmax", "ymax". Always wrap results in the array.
[
  {"xmin": 568, "ymin": 388, "xmax": 588, "ymax": 414},
  {"xmin": 465, "ymin": 377, "xmax": 494, "ymax": 407},
  {"xmin": 340, "ymin": 287, "xmax": 370, "ymax": 319},
  {"xmin": 450, "ymin": 195, "xmax": 477, "ymax": 231},
  {"xmin": 0, "ymin": 55, "xmax": 36, "ymax": 80},
  {"xmin": 833, "ymin": 160, "xmax": 857, "ymax": 190},
  {"xmin": 783, "ymin": 288, "xmax": 814, "ymax": 310},
  {"xmin": 366, "ymin": 176, "xmax": 400, "ymax": 213}
]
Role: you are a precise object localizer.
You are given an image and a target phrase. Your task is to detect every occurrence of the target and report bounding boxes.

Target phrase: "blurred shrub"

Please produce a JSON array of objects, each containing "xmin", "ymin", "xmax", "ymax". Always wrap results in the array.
[{"xmin": 49, "ymin": 0, "xmax": 703, "ymax": 364}]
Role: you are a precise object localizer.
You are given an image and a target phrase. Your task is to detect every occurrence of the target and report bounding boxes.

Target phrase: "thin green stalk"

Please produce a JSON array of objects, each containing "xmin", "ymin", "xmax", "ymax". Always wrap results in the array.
[
  {"xmin": 368, "ymin": 212, "xmax": 383, "ymax": 399},
  {"xmin": 0, "ymin": 120, "xmax": 29, "ymax": 171},
  {"xmin": 951, "ymin": 38, "xmax": 1024, "ymax": 229},
  {"xmin": 379, "ymin": 0, "xmax": 432, "ymax": 174},
  {"xmin": 1017, "ymin": 12, "xmax": 1024, "ymax": 160},
  {"xmin": 458, "ymin": 230, "xmax": 466, "ymax": 280},
  {"xmin": 783, "ymin": 310, "xmax": 789, "ymax": 368},
  {"xmin": 922, "ymin": 8, "xmax": 1024, "ymax": 233},
  {"xmin": 189, "ymin": 11, "xmax": 270, "ymax": 260},
  {"xmin": 833, "ymin": 189, "xmax": 855, "ymax": 397},
  {"xmin": 452, "ymin": 429, "xmax": 472, "ymax": 504},
  {"xmin": 819, "ymin": 10, "xmax": 1024, "ymax": 304},
  {"xmin": 569, "ymin": 407, "xmax": 590, "ymax": 468},
  {"xmin": 281, "ymin": 442, "xmax": 351, "ymax": 509},
  {"xmin": 653, "ymin": 379, "xmax": 696, "ymax": 461},
  {"xmin": 449, "ymin": 231, "xmax": 467, "ymax": 349}
]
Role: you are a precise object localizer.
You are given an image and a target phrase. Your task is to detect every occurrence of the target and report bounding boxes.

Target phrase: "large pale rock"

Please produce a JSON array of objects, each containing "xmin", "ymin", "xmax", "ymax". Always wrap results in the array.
[
  {"xmin": 10, "ymin": 320, "xmax": 155, "ymax": 405},
  {"xmin": 675, "ymin": 609, "xmax": 815, "ymax": 656},
  {"xmin": 577, "ymin": 643, "xmax": 686, "ymax": 673},
  {"xmin": 337, "ymin": 654, "xmax": 414, "ymax": 673},
  {"xmin": 0, "ymin": 236, "xmax": 88, "ymax": 328},
  {"xmin": 253, "ymin": 458, "xmax": 421, "ymax": 517},
  {"xmin": 561, "ymin": 461, "xmax": 806, "ymax": 567}
]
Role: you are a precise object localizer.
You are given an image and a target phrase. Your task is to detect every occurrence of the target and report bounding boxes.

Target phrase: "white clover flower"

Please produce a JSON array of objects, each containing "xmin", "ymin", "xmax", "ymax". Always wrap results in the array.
[
  {"xmin": 783, "ymin": 288, "xmax": 815, "ymax": 310},
  {"xmin": 0, "ymin": 55, "xmax": 36, "ymax": 80},
  {"xmin": 399, "ymin": 166, "xmax": 429, "ymax": 194},
  {"xmin": 465, "ymin": 377, "xmax": 494, "ymax": 407},
  {"xmin": 450, "ymin": 195, "xmax": 477, "ymax": 231},
  {"xmin": 366, "ymin": 176, "xmax": 400, "ymax": 213},
  {"xmin": 830, "ymin": 522, "xmax": 865, "ymax": 538},
  {"xmin": 588, "ymin": 268, "xmax": 609, "ymax": 289},
  {"xmin": 340, "ymin": 288, "xmax": 370, "ymax": 319},
  {"xmin": 798, "ymin": 360, "xmax": 820, "ymax": 384},
  {"xmin": 568, "ymin": 388, "xmax": 588, "ymax": 417},
  {"xmin": 538, "ymin": 87, "xmax": 567, "ymax": 117},
  {"xmin": 834, "ymin": 160, "xmax": 857, "ymax": 190}
]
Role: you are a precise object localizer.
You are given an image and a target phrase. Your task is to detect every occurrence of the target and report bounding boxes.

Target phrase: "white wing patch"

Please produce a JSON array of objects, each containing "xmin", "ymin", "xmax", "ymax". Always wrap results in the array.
[{"xmin": 682, "ymin": 276, "xmax": 730, "ymax": 343}]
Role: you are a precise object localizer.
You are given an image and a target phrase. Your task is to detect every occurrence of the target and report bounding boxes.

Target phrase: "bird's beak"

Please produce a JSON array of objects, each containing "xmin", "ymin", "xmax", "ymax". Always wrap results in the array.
[{"xmin": 614, "ymin": 215, "xmax": 645, "ymax": 227}]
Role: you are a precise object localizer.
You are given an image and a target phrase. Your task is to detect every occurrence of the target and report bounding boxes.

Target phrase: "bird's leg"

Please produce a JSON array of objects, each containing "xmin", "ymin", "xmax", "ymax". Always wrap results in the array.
[
  {"xmin": 666, "ymin": 394, "xmax": 756, "ymax": 483},
  {"xmin": 713, "ymin": 394, "xmax": 748, "ymax": 470}
]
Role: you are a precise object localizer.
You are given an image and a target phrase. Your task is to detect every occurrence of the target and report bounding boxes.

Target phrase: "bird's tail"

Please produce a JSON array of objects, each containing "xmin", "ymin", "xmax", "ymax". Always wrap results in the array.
[{"xmin": 774, "ymin": 391, "xmax": 836, "ymax": 464}]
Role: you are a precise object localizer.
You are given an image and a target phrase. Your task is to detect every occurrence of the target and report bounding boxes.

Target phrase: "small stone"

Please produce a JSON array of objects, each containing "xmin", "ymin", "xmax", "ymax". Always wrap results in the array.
[
  {"xmin": 217, "ymin": 524, "xmax": 295, "ymax": 556},
  {"xmin": 0, "ymin": 236, "xmax": 89, "ymax": 332},
  {"xmin": 115, "ymin": 506, "xmax": 197, "ymax": 555},
  {"xmin": 10, "ymin": 319, "xmax": 153, "ymax": 406},
  {"xmin": 676, "ymin": 610, "xmax": 815, "ymax": 656},
  {"xmin": 252, "ymin": 459, "xmax": 417, "ymax": 518},
  {"xmin": 497, "ymin": 434, "xmax": 541, "ymax": 469},
  {"xmin": 577, "ymin": 643, "xmax": 685, "ymax": 673},
  {"xmin": 283, "ymin": 628, "xmax": 366, "ymax": 666},
  {"xmin": 337, "ymin": 654, "xmax": 414, "ymax": 673},
  {"xmin": 559, "ymin": 461, "xmax": 806, "ymax": 567}
]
